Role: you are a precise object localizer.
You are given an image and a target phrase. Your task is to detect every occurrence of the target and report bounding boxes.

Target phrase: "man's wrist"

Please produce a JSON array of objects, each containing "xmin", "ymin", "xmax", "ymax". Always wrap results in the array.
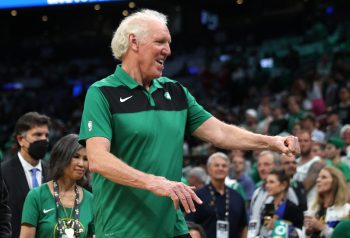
[
  {"xmin": 144, "ymin": 174, "xmax": 161, "ymax": 192},
  {"xmin": 257, "ymin": 134, "xmax": 273, "ymax": 150}
]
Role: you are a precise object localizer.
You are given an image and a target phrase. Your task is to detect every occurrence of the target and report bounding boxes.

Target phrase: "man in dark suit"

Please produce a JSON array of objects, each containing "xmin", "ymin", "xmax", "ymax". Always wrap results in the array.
[
  {"xmin": 0, "ymin": 162, "xmax": 12, "ymax": 237},
  {"xmin": 1, "ymin": 112, "xmax": 50, "ymax": 238}
]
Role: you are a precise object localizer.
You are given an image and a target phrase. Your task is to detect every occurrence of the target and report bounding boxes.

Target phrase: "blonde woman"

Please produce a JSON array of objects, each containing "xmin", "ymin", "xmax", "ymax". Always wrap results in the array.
[{"xmin": 303, "ymin": 166, "xmax": 350, "ymax": 238}]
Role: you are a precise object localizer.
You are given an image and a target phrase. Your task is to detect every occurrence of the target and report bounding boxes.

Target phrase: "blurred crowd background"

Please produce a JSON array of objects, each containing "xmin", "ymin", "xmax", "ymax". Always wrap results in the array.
[{"xmin": 2, "ymin": 0, "xmax": 350, "ymax": 164}]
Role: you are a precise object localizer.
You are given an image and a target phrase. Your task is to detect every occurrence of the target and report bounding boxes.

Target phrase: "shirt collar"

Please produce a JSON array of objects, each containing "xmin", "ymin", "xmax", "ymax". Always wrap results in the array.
[
  {"xmin": 114, "ymin": 65, "xmax": 164, "ymax": 90},
  {"xmin": 18, "ymin": 152, "xmax": 42, "ymax": 172}
]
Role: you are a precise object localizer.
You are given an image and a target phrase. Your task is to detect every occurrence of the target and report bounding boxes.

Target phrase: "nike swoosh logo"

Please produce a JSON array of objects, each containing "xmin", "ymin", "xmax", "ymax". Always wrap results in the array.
[
  {"xmin": 43, "ymin": 208, "xmax": 54, "ymax": 214},
  {"xmin": 120, "ymin": 96, "xmax": 133, "ymax": 102}
]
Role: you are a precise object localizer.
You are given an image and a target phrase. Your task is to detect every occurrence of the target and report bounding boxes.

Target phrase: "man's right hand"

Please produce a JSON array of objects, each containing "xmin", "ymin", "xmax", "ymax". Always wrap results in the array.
[{"xmin": 146, "ymin": 175, "xmax": 202, "ymax": 213}]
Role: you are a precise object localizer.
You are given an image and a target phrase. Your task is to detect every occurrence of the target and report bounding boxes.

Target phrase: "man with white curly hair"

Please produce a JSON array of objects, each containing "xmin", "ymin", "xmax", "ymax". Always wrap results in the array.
[{"xmin": 79, "ymin": 9, "xmax": 300, "ymax": 238}]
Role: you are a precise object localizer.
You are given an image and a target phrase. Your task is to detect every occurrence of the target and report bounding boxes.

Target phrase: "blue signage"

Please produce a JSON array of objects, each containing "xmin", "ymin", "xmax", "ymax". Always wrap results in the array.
[{"xmin": 0, "ymin": 0, "xmax": 121, "ymax": 9}]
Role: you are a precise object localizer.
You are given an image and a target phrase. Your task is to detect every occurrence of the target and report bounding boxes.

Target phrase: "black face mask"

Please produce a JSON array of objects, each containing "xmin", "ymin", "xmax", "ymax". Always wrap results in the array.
[{"xmin": 28, "ymin": 139, "xmax": 49, "ymax": 160}]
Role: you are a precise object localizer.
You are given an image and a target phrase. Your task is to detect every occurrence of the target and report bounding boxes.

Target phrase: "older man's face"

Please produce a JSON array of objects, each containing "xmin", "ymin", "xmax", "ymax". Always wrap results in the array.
[
  {"xmin": 342, "ymin": 129, "xmax": 350, "ymax": 146},
  {"xmin": 257, "ymin": 154, "xmax": 274, "ymax": 180},
  {"xmin": 136, "ymin": 20, "xmax": 171, "ymax": 81},
  {"xmin": 208, "ymin": 156, "xmax": 229, "ymax": 181}
]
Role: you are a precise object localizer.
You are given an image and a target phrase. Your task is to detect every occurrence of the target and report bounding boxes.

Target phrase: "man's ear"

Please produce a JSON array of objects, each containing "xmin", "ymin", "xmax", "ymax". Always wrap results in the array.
[
  {"xmin": 17, "ymin": 134, "xmax": 24, "ymax": 147},
  {"xmin": 129, "ymin": 33, "xmax": 139, "ymax": 51}
]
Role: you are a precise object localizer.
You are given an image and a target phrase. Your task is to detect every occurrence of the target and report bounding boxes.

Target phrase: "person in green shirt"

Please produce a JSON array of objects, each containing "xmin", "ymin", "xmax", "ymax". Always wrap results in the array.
[
  {"xmin": 331, "ymin": 218, "xmax": 350, "ymax": 238},
  {"xmin": 79, "ymin": 9, "xmax": 300, "ymax": 238},
  {"xmin": 20, "ymin": 134, "xmax": 94, "ymax": 238},
  {"xmin": 324, "ymin": 137, "xmax": 350, "ymax": 192}
]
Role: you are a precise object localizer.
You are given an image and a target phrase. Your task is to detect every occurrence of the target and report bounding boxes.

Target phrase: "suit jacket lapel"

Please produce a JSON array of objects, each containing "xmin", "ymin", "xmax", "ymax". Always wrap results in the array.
[
  {"xmin": 41, "ymin": 160, "xmax": 49, "ymax": 182},
  {"xmin": 12, "ymin": 155, "xmax": 30, "ymax": 194}
]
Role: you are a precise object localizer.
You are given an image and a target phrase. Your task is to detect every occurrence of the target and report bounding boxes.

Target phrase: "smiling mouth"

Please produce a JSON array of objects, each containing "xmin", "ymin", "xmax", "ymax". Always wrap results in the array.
[{"xmin": 156, "ymin": 59, "xmax": 165, "ymax": 65}]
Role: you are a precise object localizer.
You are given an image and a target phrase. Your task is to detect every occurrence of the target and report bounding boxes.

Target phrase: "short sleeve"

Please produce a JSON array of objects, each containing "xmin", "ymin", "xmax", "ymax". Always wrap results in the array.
[
  {"xmin": 79, "ymin": 86, "xmax": 113, "ymax": 145},
  {"xmin": 21, "ymin": 189, "xmax": 40, "ymax": 227},
  {"xmin": 182, "ymin": 86, "xmax": 212, "ymax": 135}
]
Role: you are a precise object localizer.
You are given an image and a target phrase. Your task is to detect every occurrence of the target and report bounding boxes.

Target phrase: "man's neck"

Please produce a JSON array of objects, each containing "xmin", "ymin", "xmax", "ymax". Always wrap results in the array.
[
  {"xmin": 211, "ymin": 179, "xmax": 225, "ymax": 195},
  {"xmin": 332, "ymin": 155, "xmax": 341, "ymax": 164},
  {"xmin": 19, "ymin": 149, "xmax": 39, "ymax": 166},
  {"xmin": 121, "ymin": 61, "xmax": 152, "ymax": 91},
  {"xmin": 234, "ymin": 171, "xmax": 243, "ymax": 180},
  {"xmin": 300, "ymin": 153, "xmax": 313, "ymax": 164}
]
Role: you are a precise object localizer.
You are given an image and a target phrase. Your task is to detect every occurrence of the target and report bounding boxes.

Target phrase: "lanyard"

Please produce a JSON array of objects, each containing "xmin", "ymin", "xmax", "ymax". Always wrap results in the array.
[
  {"xmin": 208, "ymin": 184, "xmax": 230, "ymax": 221},
  {"xmin": 53, "ymin": 180, "xmax": 80, "ymax": 237}
]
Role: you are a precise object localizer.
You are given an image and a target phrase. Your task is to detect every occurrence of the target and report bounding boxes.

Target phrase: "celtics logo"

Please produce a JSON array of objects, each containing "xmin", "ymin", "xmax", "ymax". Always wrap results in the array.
[
  {"xmin": 54, "ymin": 218, "xmax": 84, "ymax": 238},
  {"xmin": 164, "ymin": 91, "xmax": 171, "ymax": 100}
]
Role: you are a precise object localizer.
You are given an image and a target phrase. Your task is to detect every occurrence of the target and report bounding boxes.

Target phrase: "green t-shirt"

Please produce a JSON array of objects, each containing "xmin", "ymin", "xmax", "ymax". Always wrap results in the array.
[
  {"xmin": 21, "ymin": 183, "xmax": 94, "ymax": 238},
  {"xmin": 326, "ymin": 159, "xmax": 350, "ymax": 181},
  {"xmin": 331, "ymin": 218, "xmax": 350, "ymax": 238},
  {"xmin": 335, "ymin": 161, "xmax": 350, "ymax": 181},
  {"xmin": 79, "ymin": 66, "xmax": 212, "ymax": 238}
]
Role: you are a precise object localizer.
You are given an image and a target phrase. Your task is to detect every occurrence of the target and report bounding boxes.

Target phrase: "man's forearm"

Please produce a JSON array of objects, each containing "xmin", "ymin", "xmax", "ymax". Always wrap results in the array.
[
  {"xmin": 88, "ymin": 148, "xmax": 154, "ymax": 191},
  {"xmin": 216, "ymin": 123, "xmax": 274, "ymax": 150},
  {"xmin": 193, "ymin": 117, "xmax": 280, "ymax": 152}
]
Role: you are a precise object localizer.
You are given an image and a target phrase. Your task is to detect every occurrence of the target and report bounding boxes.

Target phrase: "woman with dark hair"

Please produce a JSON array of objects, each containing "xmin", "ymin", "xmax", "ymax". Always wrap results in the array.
[
  {"xmin": 20, "ymin": 134, "xmax": 94, "ymax": 238},
  {"xmin": 260, "ymin": 169, "xmax": 303, "ymax": 236}
]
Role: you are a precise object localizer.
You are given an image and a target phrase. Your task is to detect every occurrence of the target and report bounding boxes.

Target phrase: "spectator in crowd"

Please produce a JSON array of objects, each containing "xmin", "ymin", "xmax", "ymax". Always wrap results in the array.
[
  {"xmin": 340, "ymin": 124, "xmax": 350, "ymax": 167},
  {"xmin": 311, "ymin": 142, "xmax": 326, "ymax": 159},
  {"xmin": 294, "ymin": 130, "xmax": 322, "ymax": 182},
  {"xmin": 0, "ymin": 162, "xmax": 11, "ymax": 237},
  {"xmin": 20, "ymin": 134, "xmax": 94, "ymax": 238},
  {"xmin": 186, "ymin": 152, "xmax": 248, "ymax": 238},
  {"xmin": 1, "ymin": 112, "xmax": 50, "ymax": 238},
  {"xmin": 231, "ymin": 155, "xmax": 255, "ymax": 200},
  {"xmin": 303, "ymin": 160, "xmax": 326, "ymax": 209},
  {"xmin": 330, "ymin": 217, "xmax": 350, "ymax": 238},
  {"xmin": 186, "ymin": 221, "xmax": 206, "ymax": 238},
  {"xmin": 187, "ymin": 167, "xmax": 208, "ymax": 191},
  {"xmin": 316, "ymin": 53, "xmax": 332, "ymax": 77},
  {"xmin": 300, "ymin": 113, "xmax": 325, "ymax": 143},
  {"xmin": 79, "ymin": 9, "xmax": 300, "ymax": 238},
  {"xmin": 281, "ymin": 153, "xmax": 307, "ymax": 212},
  {"xmin": 241, "ymin": 109, "xmax": 258, "ymax": 133},
  {"xmin": 248, "ymin": 150, "xmax": 263, "ymax": 184},
  {"xmin": 325, "ymin": 110, "xmax": 342, "ymax": 140},
  {"xmin": 268, "ymin": 105, "xmax": 288, "ymax": 136},
  {"xmin": 303, "ymin": 166, "xmax": 350, "ymax": 238},
  {"xmin": 260, "ymin": 169, "xmax": 303, "ymax": 236},
  {"xmin": 256, "ymin": 104, "xmax": 273, "ymax": 135},
  {"xmin": 324, "ymin": 137, "xmax": 350, "ymax": 193},
  {"xmin": 287, "ymin": 96, "xmax": 305, "ymax": 132},
  {"xmin": 334, "ymin": 86, "xmax": 350, "ymax": 124},
  {"xmin": 292, "ymin": 122, "xmax": 303, "ymax": 136},
  {"xmin": 248, "ymin": 151, "xmax": 299, "ymax": 238}
]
